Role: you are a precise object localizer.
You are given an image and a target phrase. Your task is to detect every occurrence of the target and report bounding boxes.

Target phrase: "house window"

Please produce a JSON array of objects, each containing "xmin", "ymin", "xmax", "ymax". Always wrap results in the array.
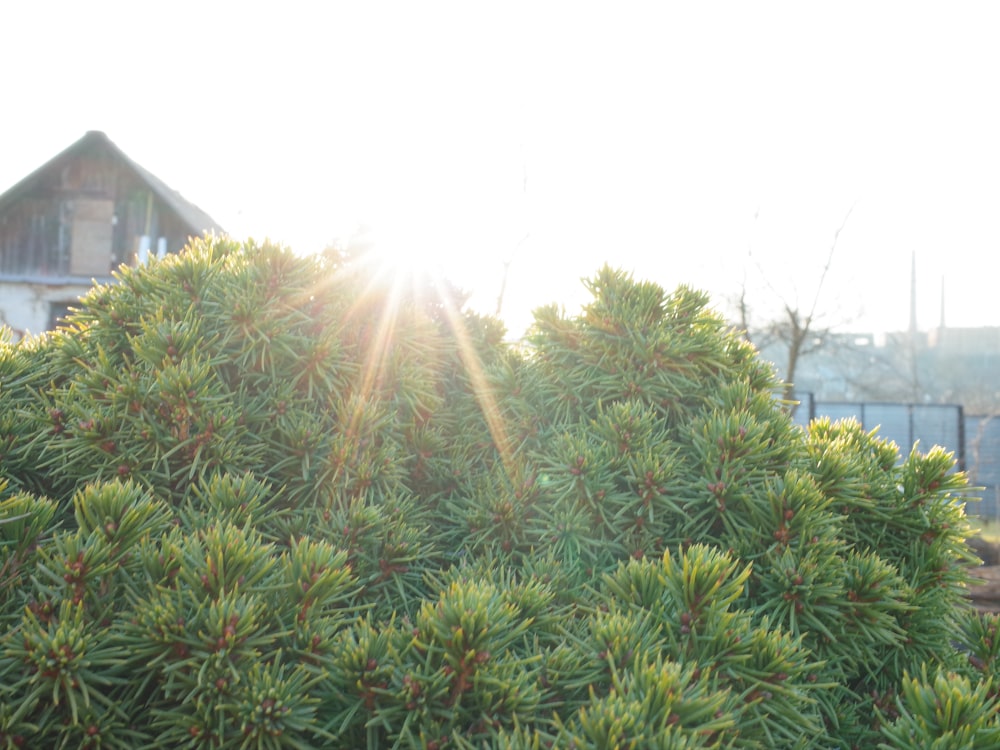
[
  {"xmin": 0, "ymin": 197, "xmax": 115, "ymax": 278},
  {"xmin": 69, "ymin": 199, "xmax": 114, "ymax": 276}
]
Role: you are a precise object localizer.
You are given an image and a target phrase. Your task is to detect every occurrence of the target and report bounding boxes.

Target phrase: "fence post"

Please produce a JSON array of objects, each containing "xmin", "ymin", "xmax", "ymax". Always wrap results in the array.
[
  {"xmin": 957, "ymin": 404, "xmax": 966, "ymax": 472},
  {"xmin": 908, "ymin": 403, "xmax": 915, "ymax": 454}
]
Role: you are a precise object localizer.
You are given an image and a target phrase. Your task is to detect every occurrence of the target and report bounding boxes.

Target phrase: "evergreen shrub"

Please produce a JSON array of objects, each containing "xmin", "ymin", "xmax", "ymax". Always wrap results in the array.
[{"xmin": 0, "ymin": 237, "xmax": 992, "ymax": 748}]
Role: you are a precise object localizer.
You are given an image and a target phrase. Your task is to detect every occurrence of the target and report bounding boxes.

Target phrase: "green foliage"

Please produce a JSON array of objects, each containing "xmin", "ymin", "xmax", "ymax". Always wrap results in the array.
[
  {"xmin": 879, "ymin": 666, "xmax": 1000, "ymax": 748},
  {"xmin": 0, "ymin": 239, "xmax": 985, "ymax": 747}
]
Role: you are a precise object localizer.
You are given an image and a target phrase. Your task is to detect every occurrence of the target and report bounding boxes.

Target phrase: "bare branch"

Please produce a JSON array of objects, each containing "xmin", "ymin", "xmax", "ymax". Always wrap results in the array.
[
  {"xmin": 495, "ymin": 150, "xmax": 530, "ymax": 318},
  {"xmin": 495, "ymin": 232, "xmax": 529, "ymax": 317},
  {"xmin": 805, "ymin": 202, "xmax": 856, "ymax": 327}
]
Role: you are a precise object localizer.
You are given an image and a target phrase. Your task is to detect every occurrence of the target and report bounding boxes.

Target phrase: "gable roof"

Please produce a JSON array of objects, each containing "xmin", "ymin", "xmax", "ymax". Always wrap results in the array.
[{"xmin": 0, "ymin": 130, "xmax": 224, "ymax": 235}]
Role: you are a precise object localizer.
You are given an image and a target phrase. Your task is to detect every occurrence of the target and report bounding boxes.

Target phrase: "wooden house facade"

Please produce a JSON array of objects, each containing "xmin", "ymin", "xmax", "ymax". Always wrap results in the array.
[{"xmin": 0, "ymin": 131, "xmax": 222, "ymax": 336}]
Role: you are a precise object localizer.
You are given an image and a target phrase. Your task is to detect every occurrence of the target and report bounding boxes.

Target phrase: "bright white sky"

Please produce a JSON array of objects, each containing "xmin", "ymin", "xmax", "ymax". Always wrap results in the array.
[{"xmin": 3, "ymin": 2, "xmax": 999, "ymax": 339}]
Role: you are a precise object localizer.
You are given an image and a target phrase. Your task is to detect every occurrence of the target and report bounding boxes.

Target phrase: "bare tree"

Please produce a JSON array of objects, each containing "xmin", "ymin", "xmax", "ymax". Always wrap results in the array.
[{"xmin": 734, "ymin": 205, "xmax": 856, "ymax": 412}]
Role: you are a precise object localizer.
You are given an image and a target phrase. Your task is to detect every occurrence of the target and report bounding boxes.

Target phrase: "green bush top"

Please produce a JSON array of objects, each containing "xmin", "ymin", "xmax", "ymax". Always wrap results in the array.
[{"xmin": 0, "ymin": 238, "xmax": 992, "ymax": 749}]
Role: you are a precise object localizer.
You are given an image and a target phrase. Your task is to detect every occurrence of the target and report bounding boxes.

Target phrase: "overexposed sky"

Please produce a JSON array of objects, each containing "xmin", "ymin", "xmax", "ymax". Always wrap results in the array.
[{"xmin": 2, "ymin": 2, "xmax": 999, "ymax": 338}]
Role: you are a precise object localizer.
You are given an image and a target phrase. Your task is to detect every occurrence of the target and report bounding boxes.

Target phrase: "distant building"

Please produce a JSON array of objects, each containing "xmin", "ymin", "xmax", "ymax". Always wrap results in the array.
[
  {"xmin": 928, "ymin": 326, "xmax": 1000, "ymax": 354},
  {"xmin": 767, "ymin": 326, "xmax": 1000, "ymax": 408},
  {"xmin": 0, "ymin": 131, "xmax": 222, "ymax": 337}
]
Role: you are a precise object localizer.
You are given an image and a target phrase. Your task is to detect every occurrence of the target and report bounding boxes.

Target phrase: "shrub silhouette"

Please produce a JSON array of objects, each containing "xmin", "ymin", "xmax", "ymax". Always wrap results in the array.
[{"xmin": 0, "ymin": 237, "xmax": 992, "ymax": 748}]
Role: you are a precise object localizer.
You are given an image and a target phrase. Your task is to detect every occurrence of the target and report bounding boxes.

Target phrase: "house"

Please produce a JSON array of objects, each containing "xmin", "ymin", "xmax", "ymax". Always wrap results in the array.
[{"xmin": 0, "ymin": 131, "xmax": 222, "ymax": 337}]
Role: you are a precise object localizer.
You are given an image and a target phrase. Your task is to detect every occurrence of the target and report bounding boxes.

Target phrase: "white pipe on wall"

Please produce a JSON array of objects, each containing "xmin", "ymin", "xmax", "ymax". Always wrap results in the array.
[{"xmin": 138, "ymin": 235, "xmax": 151, "ymax": 264}]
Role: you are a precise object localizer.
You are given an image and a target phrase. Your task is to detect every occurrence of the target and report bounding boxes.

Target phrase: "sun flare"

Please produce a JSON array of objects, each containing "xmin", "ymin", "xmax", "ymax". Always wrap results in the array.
[{"xmin": 331, "ymin": 223, "xmax": 517, "ymax": 487}]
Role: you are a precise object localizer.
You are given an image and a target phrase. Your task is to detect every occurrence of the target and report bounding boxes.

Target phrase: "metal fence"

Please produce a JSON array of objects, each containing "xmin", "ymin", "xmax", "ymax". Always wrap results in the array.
[
  {"xmin": 966, "ymin": 416, "xmax": 1000, "ymax": 521},
  {"xmin": 791, "ymin": 395, "xmax": 1000, "ymax": 517}
]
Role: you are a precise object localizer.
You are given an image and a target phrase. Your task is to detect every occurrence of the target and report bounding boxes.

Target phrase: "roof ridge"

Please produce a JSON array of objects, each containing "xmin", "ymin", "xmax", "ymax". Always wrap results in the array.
[{"xmin": 0, "ymin": 131, "xmax": 223, "ymax": 235}]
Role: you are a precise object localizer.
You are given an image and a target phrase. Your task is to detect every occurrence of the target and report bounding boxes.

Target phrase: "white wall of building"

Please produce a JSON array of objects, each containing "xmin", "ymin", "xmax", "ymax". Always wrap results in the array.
[{"xmin": 0, "ymin": 282, "xmax": 92, "ymax": 339}]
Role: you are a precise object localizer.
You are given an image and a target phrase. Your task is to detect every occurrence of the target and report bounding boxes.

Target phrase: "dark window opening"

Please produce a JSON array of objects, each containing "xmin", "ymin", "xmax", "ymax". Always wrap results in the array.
[{"xmin": 48, "ymin": 302, "xmax": 73, "ymax": 330}]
